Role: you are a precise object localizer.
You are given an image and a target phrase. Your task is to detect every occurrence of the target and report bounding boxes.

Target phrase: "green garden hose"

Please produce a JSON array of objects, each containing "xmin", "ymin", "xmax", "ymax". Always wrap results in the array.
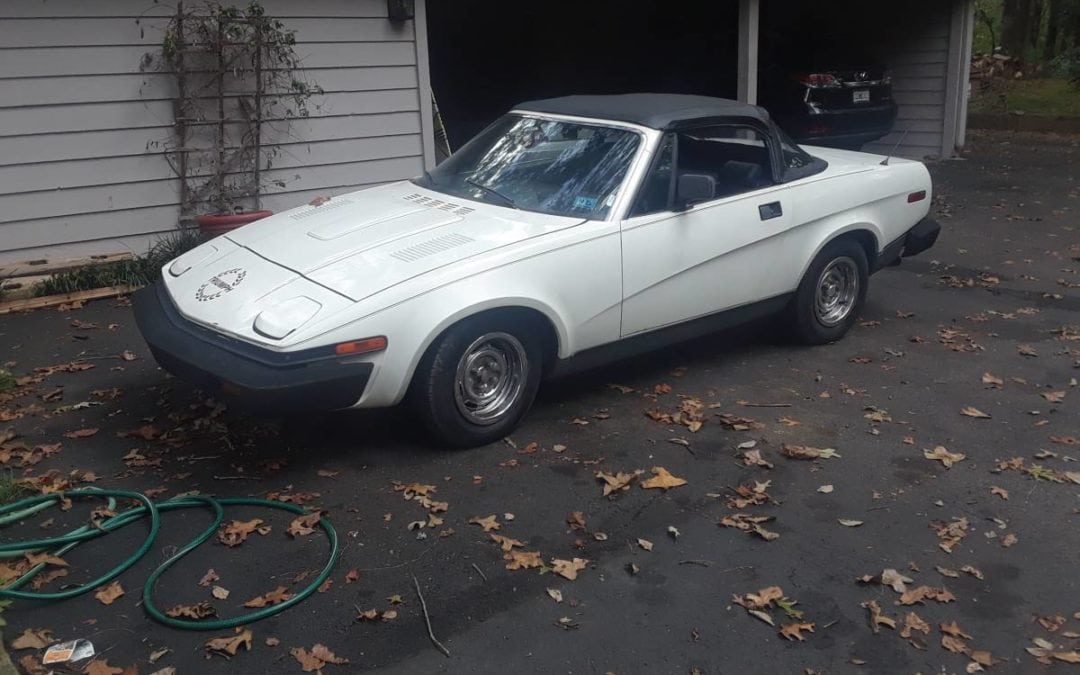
[{"xmin": 0, "ymin": 489, "xmax": 338, "ymax": 630}]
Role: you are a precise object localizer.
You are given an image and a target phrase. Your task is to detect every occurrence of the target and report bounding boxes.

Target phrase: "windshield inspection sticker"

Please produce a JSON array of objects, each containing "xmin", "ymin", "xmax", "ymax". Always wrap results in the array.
[{"xmin": 573, "ymin": 196, "xmax": 598, "ymax": 210}]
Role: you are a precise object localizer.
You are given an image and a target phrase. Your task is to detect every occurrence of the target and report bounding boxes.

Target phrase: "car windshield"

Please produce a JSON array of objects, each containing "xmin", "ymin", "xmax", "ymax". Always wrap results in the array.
[{"xmin": 415, "ymin": 114, "xmax": 641, "ymax": 220}]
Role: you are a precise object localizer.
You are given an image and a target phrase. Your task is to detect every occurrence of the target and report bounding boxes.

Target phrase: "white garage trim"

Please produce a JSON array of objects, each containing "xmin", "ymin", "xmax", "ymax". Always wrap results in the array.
[{"xmin": 737, "ymin": 0, "xmax": 760, "ymax": 105}]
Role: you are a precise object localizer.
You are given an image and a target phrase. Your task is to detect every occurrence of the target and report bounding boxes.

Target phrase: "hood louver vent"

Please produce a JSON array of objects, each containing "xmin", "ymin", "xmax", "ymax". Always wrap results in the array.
[
  {"xmin": 390, "ymin": 232, "xmax": 474, "ymax": 262},
  {"xmin": 402, "ymin": 192, "xmax": 475, "ymax": 217},
  {"xmin": 290, "ymin": 198, "xmax": 355, "ymax": 220}
]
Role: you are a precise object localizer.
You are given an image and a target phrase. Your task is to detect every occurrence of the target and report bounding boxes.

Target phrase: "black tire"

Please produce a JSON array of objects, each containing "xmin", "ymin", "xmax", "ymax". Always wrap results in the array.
[
  {"xmin": 410, "ymin": 314, "xmax": 545, "ymax": 448},
  {"xmin": 788, "ymin": 238, "xmax": 869, "ymax": 345}
]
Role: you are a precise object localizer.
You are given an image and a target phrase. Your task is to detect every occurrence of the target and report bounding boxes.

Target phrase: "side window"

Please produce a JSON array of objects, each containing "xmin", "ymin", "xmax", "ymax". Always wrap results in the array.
[
  {"xmin": 628, "ymin": 133, "xmax": 675, "ymax": 217},
  {"xmin": 675, "ymin": 126, "xmax": 773, "ymax": 200}
]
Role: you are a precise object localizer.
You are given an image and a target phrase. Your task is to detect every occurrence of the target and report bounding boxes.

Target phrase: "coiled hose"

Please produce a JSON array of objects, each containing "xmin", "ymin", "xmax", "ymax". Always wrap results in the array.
[{"xmin": 0, "ymin": 489, "xmax": 338, "ymax": 630}]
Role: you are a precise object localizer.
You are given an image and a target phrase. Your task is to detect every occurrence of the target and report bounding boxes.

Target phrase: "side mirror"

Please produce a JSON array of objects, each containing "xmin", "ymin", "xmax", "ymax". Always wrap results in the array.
[{"xmin": 675, "ymin": 173, "xmax": 716, "ymax": 210}]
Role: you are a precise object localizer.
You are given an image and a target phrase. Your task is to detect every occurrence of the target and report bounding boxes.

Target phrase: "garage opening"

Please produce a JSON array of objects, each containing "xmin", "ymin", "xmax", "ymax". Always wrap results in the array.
[{"xmin": 427, "ymin": 0, "xmax": 738, "ymax": 150}]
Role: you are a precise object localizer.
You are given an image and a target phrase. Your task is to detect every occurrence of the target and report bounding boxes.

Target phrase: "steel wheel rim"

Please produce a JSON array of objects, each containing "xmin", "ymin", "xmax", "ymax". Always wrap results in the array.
[
  {"xmin": 454, "ymin": 332, "xmax": 528, "ymax": 425},
  {"xmin": 815, "ymin": 257, "xmax": 859, "ymax": 327}
]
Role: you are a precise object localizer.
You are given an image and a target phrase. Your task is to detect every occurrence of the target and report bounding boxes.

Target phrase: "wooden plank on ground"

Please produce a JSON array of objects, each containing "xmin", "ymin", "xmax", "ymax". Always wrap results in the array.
[
  {"xmin": 0, "ymin": 252, "xmax": 133, "ymax": 279},
  {"xmin": 0, "ymin": 285, "xmax": 141, "ymax": 314}
]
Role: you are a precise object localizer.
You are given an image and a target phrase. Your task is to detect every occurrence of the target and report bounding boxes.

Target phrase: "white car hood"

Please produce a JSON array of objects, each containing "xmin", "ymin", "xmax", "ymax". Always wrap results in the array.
[{"xmin": 226, "ymin": 182, "xmax": 585, "ymax": 302}]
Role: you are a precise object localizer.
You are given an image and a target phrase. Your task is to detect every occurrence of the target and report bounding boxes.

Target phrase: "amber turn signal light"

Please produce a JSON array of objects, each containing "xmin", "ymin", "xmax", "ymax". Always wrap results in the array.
[{"xmin": 334, "ymin": 336, "xmax": 388, "ymax": 355}]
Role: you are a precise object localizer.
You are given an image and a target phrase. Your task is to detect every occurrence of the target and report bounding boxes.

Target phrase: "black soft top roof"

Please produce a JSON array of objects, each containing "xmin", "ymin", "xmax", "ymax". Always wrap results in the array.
[{"xmin": 514, "ymin": 93, "xmax": 769, "ymax": 130}]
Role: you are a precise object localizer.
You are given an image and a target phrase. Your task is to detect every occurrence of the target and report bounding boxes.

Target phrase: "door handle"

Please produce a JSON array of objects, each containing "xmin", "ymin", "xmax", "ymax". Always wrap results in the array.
[{"xmin": 758, "ymin": 202, "xmax": 783, "ymax": 221}]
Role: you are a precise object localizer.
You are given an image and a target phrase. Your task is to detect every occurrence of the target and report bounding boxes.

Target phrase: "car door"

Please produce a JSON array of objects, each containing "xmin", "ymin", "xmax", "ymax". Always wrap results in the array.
[{"xmin": 619, "ymin": 125, "xmax": 795, "ymax": 337}]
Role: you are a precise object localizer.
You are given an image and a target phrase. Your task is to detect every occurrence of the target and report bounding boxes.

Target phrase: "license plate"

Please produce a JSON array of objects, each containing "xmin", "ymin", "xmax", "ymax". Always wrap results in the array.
[{"xmin": 853, "ymin": 89, "xmax": 870, "ymax": 103}]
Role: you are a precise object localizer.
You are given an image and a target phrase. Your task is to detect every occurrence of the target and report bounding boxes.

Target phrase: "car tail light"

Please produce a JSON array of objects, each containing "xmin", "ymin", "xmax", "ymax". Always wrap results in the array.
[
  {"xmin": 907, "ymin": 190, "xmax": 927, "ymax": 203},
  {"xmin": 798, "ymin": 73, "xmax": 839, "ymax": 88},
  {"xmin": 335, "ymin": 336, "xmax": 387, "ymax": 355}
]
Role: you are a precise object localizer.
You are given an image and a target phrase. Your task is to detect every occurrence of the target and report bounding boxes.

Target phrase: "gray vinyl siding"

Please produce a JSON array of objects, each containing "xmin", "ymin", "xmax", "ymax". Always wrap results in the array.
[
  {"xmin": 0, "ymin": 0, "xmax": 426, "ymax": 264},
  {"xmin": 862, "ymin": 2, "xmax": 953, "ymax": 160}
]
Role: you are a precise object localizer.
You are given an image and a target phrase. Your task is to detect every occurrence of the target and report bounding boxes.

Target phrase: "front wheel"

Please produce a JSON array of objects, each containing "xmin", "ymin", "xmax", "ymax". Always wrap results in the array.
[
  {"xmin": 410, "ymin": 316, "xmax": 544, "ymax": 448},
  {"xmin": 788, "ymin": 239, "xmax": 869, "ymax": 344}
]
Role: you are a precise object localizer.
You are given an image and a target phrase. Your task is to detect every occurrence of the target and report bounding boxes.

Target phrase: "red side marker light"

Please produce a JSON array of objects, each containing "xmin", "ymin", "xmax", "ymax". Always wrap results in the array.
[
  {"xmin": 907, "ymin": 190, "xmax": 927, "ymax": 203},
  {"xmin": 335, "ymin": 336, "xmax": 387, "ymax": 355}
]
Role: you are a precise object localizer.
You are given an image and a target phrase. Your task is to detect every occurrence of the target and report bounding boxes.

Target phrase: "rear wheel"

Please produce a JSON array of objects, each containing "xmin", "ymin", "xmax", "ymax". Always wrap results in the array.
[
  {"xmin": 410, "ymin": 315, "xmax": 544, "ymax": 448},
  {"xmin": 788, "ymin": 239, "xmax": 868, "ymax": 344}
]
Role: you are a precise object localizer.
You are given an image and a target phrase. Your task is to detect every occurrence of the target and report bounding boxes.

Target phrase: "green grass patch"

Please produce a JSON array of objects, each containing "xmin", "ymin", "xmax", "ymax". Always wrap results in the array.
[
  {"xmin": 970, "ymin": 77, "xmax": 1080, "ymax": 117},
  {"xmin": 0, "ymin": 472, "xmax": 29, "ymax": 506},
  {"xmin": 35, "ymin": 229, "xmax": 204, "ymax": 297},
  {"xmin": 0, "ymin": 371, "xmax": 15, "ymax": 393}
]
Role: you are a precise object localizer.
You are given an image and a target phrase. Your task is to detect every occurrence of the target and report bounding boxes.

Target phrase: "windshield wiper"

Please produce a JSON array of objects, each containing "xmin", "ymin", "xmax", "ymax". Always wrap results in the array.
[{"xmin": 465, "ymin": 177, "xmax": 517, "ymax": 209}]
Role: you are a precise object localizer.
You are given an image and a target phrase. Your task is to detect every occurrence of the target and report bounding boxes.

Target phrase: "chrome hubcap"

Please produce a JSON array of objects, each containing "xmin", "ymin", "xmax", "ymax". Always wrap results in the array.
[
  {"xmin": 454, "ymin": 332, "xmax": 528, "ymax": 425},
  {"xmin": 815, "ymin": 257, "xmax": 859, "ymax": 327}
]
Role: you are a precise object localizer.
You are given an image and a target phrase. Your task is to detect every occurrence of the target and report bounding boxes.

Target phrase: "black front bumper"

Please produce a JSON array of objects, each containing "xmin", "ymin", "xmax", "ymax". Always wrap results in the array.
[{"xmin": 132, "ymin": 283, "xmax": 372, "ymax": 413}]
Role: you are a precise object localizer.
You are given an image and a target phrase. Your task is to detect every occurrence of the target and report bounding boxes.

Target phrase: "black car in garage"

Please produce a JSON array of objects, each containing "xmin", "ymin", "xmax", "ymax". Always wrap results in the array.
[{"xmin": 759, "ymin": 63, "xmax": 898, "ymax": 150}]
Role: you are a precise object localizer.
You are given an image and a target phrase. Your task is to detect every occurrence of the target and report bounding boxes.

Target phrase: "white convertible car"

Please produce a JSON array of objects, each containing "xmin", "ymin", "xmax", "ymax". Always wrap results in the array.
[{"xmin": 134, "ymin": 94, "xmax": 939, "ymax": 446}]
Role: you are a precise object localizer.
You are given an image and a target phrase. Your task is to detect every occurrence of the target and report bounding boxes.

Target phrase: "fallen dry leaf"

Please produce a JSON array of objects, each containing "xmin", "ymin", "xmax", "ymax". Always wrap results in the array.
[
  {"xmin": 165, "ymin": 602, "xmax": 217, "ymax": 619},
  {"xmin": 205, "ymin": 628, "xmax": 253, "ymax": 657},
  {"xmin": 1002, "ymin": 532, "xmax": 1018, "ymax": 547},
  {"xmin": 94, "ymin": 580, "xmax": 124, "ymax": 605},
  {"xmin": 941, "ymin": 621, "xmax": 973, "ymax": 639},
  {"xmin": 1018, "ymin": 344, "xmax": 1038, "ymax": 357},
  {"xmin": 862, "ymin": 599, "xmax": 897, "ymax": 633},
  {"xmin": 720, "ymin": 513, "xmax": 779, "ymax": 541},
  {"xmin": 943, "ymin": 634, "xmax": 971, "ymax": 654},
  {"xmin": 24, "ymin": 552, "xmax": 67, "ymax": 567},
  {"xmin": 982, "ymin": 372, "xmax": 1004, "ymax": 388},
  {"xmin": 924, "ymin": 446, "xmax": 966, "ymax": 468},
  {"xmin": 637, "ymin": 538, "xmax": 654, "ymax": 551},
  {"xmin": 10, "ymin": 628, "xmax": 54, "ymax": 650},
  {"xmin": 551, "ymin": 557, "xmax": 588, "ymax": 580},
  {"xmin": 900, "ymin": 612, "xmax": 930, "ymax": 639},
  {"xmin": 595, "ymin": 469, "xmax": 641, "ymax": 496},
  {"xmin": 960, "ymin": 406, "xmax": 991, "ymax": 419},
  {"xmin": 838, "ymin": 518, "xmax": 864, "ymax": 527},
  {"xmin": 286, "ymin": 512, "xmax": 322, "ymax": 537},
  {"xmin": 291, "ymin": 644, "xmax": 349, "ymax": 673},
  {"xmin": 217, "ymin": 518, "xmax": 265, "ymax": 547},
  {"xmin": 960, "ymin": 564, "xmax": 984, "ymax": 580},
  {"xmin": 716, "ymin": 413, "xmax": 765, "ymax": 431},
  {"xmin": 503, "ymin": 550, "xmax": 542, "ymax": 570},
  {"xmin": 469, "ymin": 515, "xmax": 500, "ymax": 532},
  {"xmin": 490, "ymin": 533, "xmax": 523, "ymax": 551},
  {"xmin": 990, "ymin": 486, "xmax": 1009, "ymax": 500},
  {"xmin": 781, "ymin": 444, "xmax": 840, "ymax": 460},
  {"xmin": 84, "ymin": 660, "xmax": 125, "ymax": 675},
  {"xmin": 198, "ymin": 569, "xmax": 220, "ymax": 586},
  {"xmin": 732, "ymin": 586, "xmax": 792, "ymax": 627},
  {"xmin": 243, "ymin": 586, "xmax": 293, "ymax": 608},
  {"xmin": 640, "ymin": 466, "xmax": 687, "ymax": 490},
  {"xmin": 345, "ymin": 569, "xmax": 360, "ymax": 583},
  {"xmin": 62, "ymin": 427, "xmax": 99, "ymax": 439},
  {"xmin": 779, "ymin": 622, "xmax": 815, "ymax": 641},
  {"xmin": 546, "ymin": 588, "xmax": 563, "ymax": 603},
  {"xmin": 931, "ymin": 517, "xmax": 969, "ymax": 553},
  {"xmin": 898, "ymin": 585, "xmax": 956, "ymax": 605},
  {"xmin": 741, "ymin": 448, "xmax": 774, "ymax": 469},
  {"xmin": 1041, "ymin": 390, "xmax": 1066, "ymax": 403},
  {"xmin": 858, "ymin": 568, "xmax": 913, "ymax": 593}
]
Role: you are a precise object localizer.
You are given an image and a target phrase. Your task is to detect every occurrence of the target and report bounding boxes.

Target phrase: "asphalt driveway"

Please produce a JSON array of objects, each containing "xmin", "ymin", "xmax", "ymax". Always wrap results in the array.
[{"xmin": 1, "ymin": 130, "xmax": 1078, "ymax": 674}]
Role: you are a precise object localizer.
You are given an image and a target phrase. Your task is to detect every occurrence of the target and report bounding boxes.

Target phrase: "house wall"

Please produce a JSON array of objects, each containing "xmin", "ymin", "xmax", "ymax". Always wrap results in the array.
[
  {"xmin": 0, "ymin": 0, "xmax": 430, "ymax": 265},
  {"xmin": 861, "ymin": 1, "xmax": 959, "ymax": 159}
]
